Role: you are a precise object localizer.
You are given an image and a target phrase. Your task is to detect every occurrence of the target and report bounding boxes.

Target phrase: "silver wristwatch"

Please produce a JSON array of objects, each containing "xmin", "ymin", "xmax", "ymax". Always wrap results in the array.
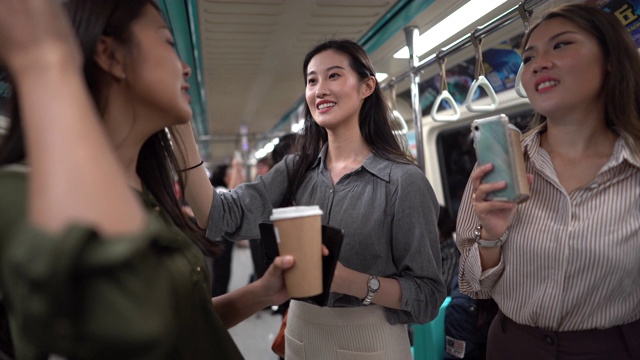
[
  {"xmin": 474, "ymin": 224, "xmax": 509, "ymax": 248},
  {"xmin": 362, "ymin": 275, "xmax": 380, "ymax": 305}
]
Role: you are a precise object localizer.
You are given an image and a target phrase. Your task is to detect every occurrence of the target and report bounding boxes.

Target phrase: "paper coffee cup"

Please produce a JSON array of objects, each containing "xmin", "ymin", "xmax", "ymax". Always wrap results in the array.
[{"xmin": 270, "ymin": 206, "xmax": 323, "ymax": 298}]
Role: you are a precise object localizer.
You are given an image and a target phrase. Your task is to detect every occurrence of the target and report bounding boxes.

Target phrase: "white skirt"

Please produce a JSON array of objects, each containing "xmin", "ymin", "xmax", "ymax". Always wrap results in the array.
[{"xmin": 284, "ymin": 300, "xmax": 412, "ymax": 360}]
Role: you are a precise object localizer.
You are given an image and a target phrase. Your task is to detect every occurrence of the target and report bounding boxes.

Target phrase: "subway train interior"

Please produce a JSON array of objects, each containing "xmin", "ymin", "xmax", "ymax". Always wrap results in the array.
[{"xmin": 1, "ymin": 0, "xmax": 639, "ymax": 359}]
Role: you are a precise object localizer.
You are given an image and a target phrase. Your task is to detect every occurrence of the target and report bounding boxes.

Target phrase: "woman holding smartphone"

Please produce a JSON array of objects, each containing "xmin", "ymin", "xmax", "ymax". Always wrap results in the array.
[{"xmin": 456, "ymin": 4, "xmax": 640, "ymax": 359}]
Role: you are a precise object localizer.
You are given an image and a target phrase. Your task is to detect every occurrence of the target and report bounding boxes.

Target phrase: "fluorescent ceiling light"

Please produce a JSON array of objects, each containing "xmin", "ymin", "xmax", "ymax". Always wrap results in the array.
[
  {"xmin": 394, "ymin": 0, "xmax": 508, "ymax": 59},
  {"xmin": 376, "ymin": 72, "xmax": 388, "ymax": 82}
]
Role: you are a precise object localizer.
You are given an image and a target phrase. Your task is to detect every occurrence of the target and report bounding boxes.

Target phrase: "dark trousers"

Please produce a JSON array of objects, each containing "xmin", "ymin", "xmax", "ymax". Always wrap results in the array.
[
  {"xmin": 210, "ymin": 239, "xmax": 234, "ymax": 296},
  {"xmin": 487, "ymin": 311, "xmax": 640, "ymax": 360}
]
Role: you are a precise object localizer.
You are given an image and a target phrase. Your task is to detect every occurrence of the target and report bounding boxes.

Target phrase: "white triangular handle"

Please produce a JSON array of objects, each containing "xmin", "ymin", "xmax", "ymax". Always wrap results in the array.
[
  {"xmin": 431, "ymin": 90, "xmax": 461, "ymax": 122},
  {"xmin": 515, "ymin": 63, "xmax": 527, "ymax": 98},
  {"xmin": 465, "ymin": 76, "xmax": 499, "ymax": 112}
]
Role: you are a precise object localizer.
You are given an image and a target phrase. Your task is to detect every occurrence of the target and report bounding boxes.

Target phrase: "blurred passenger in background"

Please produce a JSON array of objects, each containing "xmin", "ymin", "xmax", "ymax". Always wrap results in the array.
[
  {"xmin": 271, "ymin": 133, "xmax": 299, "ymax": 165},
  {"xmin": 255, "ymin": 156, "xmax": 272, "ymax": 177},
  {"xmin": 436, "ymin": 205, "xmax": 498, "ymax": 360},
  {"xmin": 438, "ymin": 206, "xmax": 458, "ymax": 291},
  {"xmin": 209, "ymin": 161, "xmax": 244, "ymax": 296}
]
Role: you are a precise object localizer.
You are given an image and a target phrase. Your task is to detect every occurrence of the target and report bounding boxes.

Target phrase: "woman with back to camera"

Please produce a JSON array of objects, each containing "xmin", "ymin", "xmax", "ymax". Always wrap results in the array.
[
  {"xmin": 0, "ymin": 0, "xmax": 301, "ymax": 358},
  {"xmin": 177, "ymin": 39, "xmax": 446, "ymax": 359},
  {"xmin": 456, "ymin": 4, "xmax": 640, "ymax": 359}
]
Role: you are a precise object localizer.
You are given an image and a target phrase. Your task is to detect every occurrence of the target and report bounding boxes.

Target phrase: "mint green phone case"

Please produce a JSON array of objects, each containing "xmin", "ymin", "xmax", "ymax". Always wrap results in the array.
[{"xmin": 471, "ymin": 114, "xmax": 529, "ymax": 203}]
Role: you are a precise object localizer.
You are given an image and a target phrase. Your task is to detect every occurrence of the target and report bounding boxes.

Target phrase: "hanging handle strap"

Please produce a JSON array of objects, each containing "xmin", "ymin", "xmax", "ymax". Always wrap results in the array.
[
  {"xmin": 514, "ymin": 63, "xmax": 527, "ymax": 98},
  {"xmin": 518, "ymin": 1, "xmax": 533, "ymax": 34},
  {"xmin": 389, "ymin": 83, "xmax": 408, "ymax": 133},
  {"xmin": 431, "ymin": 52, "xmax": 460, "ymax": 122},
  {"xmin": 514, "ymin": 2, "xmax": 532, "ymax": 98},
  {"xmin": 465, "ymin": 30, "xmax": 499, "ymax": 112}
]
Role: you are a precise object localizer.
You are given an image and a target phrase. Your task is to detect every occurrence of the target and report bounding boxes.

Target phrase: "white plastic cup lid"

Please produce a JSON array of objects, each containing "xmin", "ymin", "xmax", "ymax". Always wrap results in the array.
[{"xmin": 270, "ymin": 205, "xmax": 323, "ymax": 221}]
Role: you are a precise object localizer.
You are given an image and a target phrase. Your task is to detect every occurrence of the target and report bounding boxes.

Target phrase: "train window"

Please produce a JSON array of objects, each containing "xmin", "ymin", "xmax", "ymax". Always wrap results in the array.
[
  {"xmin": 436, "ymin": 123, "xmax": 476, "ymax": 220},
  {"xmin": 437, "ymin": 109, "xmax": 533, "ymax": 220}
]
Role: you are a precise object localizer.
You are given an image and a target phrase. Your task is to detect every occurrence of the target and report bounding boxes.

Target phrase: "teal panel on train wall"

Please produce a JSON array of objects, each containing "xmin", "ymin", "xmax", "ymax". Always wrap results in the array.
[
  {"xmin": 360, "ymin": 0, "xmax": 435, "ymax": 54},
  {"xmin": 159, "ymin": 0, "xmax": 210, "ymax": 160},
  {"xmin": 270, "ymin": 0, "xmax": 435, "ymax": 135}
]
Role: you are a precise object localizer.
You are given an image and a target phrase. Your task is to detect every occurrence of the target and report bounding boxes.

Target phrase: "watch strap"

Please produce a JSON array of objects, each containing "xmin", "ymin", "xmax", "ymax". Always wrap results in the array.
[
  {"xmin": 362, "ymin": 275, "xmax": 379, "ymax": 305},
  {"xmin": 474, "ymin": 225, "xmax": 509, "ymax": 248}
]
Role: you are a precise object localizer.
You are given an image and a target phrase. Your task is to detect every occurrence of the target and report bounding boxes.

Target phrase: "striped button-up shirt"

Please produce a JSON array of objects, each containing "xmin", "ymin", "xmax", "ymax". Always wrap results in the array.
[{"xmin": 456, "ymin": 131, "xmax": 640, "ymax": 331}]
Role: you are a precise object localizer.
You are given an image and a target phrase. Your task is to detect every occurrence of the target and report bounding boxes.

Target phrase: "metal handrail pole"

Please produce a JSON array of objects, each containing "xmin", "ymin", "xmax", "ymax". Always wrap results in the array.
[{"xmin": 403, "ymin": 26, "xmax": 425, "ymax": 173}]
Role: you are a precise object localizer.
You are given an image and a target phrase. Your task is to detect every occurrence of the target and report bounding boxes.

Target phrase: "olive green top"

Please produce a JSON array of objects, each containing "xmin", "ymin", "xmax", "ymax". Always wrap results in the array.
[{"xmin": 0, "ymin": 165, "xmax": 243, "ymax": 359}]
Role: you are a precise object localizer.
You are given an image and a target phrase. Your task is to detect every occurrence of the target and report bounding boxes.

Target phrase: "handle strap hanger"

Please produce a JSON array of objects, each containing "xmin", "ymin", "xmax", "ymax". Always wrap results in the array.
[
  {"xmin": 518, "ymin": 1, "xmax": 533, "ymax": 34},
  {"xmin": 431, "ymin": 51, "xmax": 460, "ymax": 122},
  {"xmin": 471, "ymin": 30, "xmax": 485, "ymax": 80},
  {"xmin": 388, "ymin": 82, "xmax": 408, "ymax": 134},
  {"xmin": 465, "ymin": 29, "xmax": 499, "ymax": 112},
  {"xmin": 514, "ymin": 1, "xmax": 532, "ymax": 98}
]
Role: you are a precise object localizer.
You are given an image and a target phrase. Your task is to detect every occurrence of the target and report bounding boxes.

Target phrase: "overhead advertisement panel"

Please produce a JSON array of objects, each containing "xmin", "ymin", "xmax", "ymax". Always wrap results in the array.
[{"xmin": 592, "ymin": 0, "xmax": 640, "ymax": 47}]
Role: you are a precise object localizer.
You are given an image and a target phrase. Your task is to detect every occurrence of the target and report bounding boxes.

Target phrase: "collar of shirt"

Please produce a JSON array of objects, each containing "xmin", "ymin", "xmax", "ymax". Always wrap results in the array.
[
  {"xmin": 612, "ymin": 136, "xmax": 640, "ymax": 169},
  {"xmin": 522, "ymin": 129, "xmax": 640, "ymax": 171},
  {"xmin": 311, "ymin": 143, "xmax": 393, "ymax": 182}
]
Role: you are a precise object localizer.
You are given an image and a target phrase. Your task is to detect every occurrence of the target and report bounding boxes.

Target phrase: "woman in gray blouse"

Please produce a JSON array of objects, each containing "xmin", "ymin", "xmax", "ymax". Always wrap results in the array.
[{"xmin": 179, "ymin": 39, "xmax": 446, "ymax": 359}]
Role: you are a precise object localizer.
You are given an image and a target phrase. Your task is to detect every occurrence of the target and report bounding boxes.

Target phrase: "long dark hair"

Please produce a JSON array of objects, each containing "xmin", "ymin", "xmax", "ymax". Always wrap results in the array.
[
  {"xmin": 0, "ymin": 0, "xmax": 218, "ymax": 256},
  {"xmin": 282, "ymin": 39, "xmax": 413, "ymax": 206},
  {"xmin": 523, "ymin": 4, "xmax": 640, "ymax": 154}
]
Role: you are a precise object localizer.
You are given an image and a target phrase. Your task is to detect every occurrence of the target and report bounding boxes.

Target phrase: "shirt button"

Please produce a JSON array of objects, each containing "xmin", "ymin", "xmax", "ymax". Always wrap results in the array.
[
  {"xmin": 544, "ymin": 335, "xmax": 555, "ymax": 345},
  {"xmin": 196, "ymin": 267, "xmax": 201, "ymax": 272},
  {"xmin": 329, "ymin": 189, "xmax": 333, "ymax": 193}
]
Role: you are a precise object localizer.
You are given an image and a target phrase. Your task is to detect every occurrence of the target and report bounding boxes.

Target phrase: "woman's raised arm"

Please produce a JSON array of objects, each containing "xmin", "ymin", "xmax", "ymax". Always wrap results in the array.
[
  {"xmin": 0, "ymin": 0, "xmax": 146, "ymax": 235},
  {"xmin": 174, "ymin": 122, "xmax": 215, "ymax": 228}
]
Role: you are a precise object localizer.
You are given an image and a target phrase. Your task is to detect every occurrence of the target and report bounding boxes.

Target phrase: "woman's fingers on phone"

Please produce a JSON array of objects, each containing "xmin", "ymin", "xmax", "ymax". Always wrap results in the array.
[
  {"xmin": 474, "ymin": 180, "xmax": 506, "ymax": 204},
  {"xmin": 470, "ymin": 163, "xmax": 493, "ymax": 192},
  {"xmin": 471, "ymin": 164, "xmax": 493, "ymax": 183}
]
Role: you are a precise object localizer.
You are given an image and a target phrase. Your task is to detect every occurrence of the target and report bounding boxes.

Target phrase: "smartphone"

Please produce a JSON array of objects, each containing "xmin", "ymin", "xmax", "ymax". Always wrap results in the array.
[{"xmin": 471, "ymin": 114, "xmax": 530, "ymax": 203}]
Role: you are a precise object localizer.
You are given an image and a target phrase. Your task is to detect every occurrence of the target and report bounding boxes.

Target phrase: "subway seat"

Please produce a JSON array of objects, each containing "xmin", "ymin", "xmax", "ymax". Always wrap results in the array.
[{"xmin": 412, "ymin": 296, "xmax": 452, "ymax": 360}]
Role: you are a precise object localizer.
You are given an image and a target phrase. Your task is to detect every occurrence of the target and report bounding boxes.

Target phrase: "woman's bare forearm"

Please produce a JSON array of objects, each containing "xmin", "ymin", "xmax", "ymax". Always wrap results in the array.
[
  {"xmin": 174, "ymin": 123, "xmax": 214, "ymax": 228},
  {"xmin": 13, "ymin": 52, "xmax": 146, "ymax": 235}
]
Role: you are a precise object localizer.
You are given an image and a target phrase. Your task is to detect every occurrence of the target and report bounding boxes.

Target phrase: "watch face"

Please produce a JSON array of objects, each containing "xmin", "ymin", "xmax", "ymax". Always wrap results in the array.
[
  {"xmin": 369, "ymin": 277, "xmax": 380, "ymax": 291},
  {"xmin": 473, "ymin": 225, "xmax": 482, "ymax": 240}
]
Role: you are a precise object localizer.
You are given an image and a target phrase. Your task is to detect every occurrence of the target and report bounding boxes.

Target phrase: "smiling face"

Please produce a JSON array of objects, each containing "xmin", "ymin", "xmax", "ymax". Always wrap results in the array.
[
  {"xmin": 122, "ymin": 4, "xmax": 192, "ymax": 127},
  {"xmin": 304, "ymin": 49, "xmax": 374, "ymax": 131},
  {"xmin": 521, "ymin": 17, "xmax": 607, "ymax": 120}
]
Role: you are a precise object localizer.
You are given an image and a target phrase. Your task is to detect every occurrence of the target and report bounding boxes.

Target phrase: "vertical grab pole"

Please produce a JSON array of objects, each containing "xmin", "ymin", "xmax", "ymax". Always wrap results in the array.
[{"xmin": 403, "ymin": 26, "xmax": 425, "ymax": 173}]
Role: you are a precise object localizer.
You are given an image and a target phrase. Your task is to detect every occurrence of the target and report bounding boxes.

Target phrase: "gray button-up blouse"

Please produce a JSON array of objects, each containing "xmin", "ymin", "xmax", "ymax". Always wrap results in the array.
[{"xmin": 207, "ymin": 146, "xmax": 446, "ymax": 324}]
